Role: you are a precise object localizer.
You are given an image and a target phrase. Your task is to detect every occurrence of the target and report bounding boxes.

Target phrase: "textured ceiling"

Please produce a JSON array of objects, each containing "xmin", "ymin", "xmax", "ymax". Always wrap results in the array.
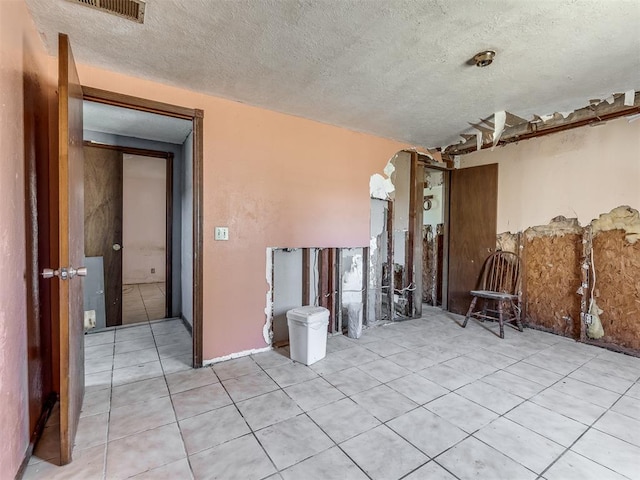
[
  {"xmin": 83, "ymin": 100, "xmax": 192, "ymax": 144},
  {"xmin": 26, "ymin": 0, "xmax": 640, "ymax": 147}
]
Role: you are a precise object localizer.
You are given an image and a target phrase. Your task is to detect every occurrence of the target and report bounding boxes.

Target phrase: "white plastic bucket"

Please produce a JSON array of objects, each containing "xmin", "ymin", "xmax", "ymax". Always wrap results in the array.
[{"xmin": 286, "ymin": 306, "xmax": 329, "ymax": 365}]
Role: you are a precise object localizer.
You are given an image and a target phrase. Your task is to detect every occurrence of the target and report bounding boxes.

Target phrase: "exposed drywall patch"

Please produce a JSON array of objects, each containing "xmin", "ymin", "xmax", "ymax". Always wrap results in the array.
[
  {"xmin": 493, "ymin": 110, "xmax": 506, "ymax": 147},
  {"xmin": 497, "ymin": 232, "xmax": 519, "ymax": 253},
  {"xmin": 525, "ymin": 216, "xmax": 582, "ymax": 238},
  {"xmin": 591, "ymin": 206, "xmax": 640, "ymax": 244},
  {"xmin": 592, "ymin": 229, "xmax": 640, "ymax": 350},
  {"xmin": 370, "ymin": 155, "xmax": 398, "ymax": 200},
  {"xmin": 203, "ymin": 346, "xmax": 273, "ymax": 366},
  {"xmin": 624, "ymin": 90, "xmax": 635, "ymax": 107},
  {"xmin": 263, "ymin": 248, "xmax": 274, "ymax": 345}
]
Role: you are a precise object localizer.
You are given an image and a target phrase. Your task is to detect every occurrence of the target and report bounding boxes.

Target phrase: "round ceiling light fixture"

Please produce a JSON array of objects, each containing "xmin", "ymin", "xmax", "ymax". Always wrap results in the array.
[{"xmin": 473, "ymin": 50, "xmax": 496, "ymax": 67}]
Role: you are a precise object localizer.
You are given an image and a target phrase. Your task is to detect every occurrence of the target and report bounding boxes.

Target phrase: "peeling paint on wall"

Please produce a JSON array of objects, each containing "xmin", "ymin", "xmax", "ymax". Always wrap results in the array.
[
  {"xmin": 370, "ymin": 156, "xmax": 397, "ymax": 200},
  {"xmin": 525, "ymin": 216, "xmax": 582, "ymax": 238},
  {"xmin": 591, "ymin": 206, "xmax": 640, "ymax": 244},
  {"xmin": 263, "ymin": 248, "xmax": 274, "ymax": 346},
  {"xmin": 496, "ymin": 232, "xmax": 519, "ymax": 253},
  {"xmin": 203, "ymin": 346, "xmax": 272, "ymax": 366}
]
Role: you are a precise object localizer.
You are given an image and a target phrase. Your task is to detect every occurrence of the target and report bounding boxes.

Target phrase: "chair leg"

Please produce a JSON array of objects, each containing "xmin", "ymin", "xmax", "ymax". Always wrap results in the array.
[
  {"xmin": 479, "ymin": 299, "xmax": 488, "ymax": 322},
  {"xmin": 514, "ymin": 301, "xmax": 524, "ymax": 332},
  {"xmin": 462, "ymin": 296, "xmax": 478, "ymax": 328},
  {"xmin": 498, "ymin": 300, "xmax": 505, "ymax": 339}
]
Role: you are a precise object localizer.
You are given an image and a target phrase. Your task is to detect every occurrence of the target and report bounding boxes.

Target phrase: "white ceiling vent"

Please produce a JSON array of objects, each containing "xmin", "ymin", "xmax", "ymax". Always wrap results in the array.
[{"xmin": 68, "ymin": 0, "xmax": 146, "ymax": 23}]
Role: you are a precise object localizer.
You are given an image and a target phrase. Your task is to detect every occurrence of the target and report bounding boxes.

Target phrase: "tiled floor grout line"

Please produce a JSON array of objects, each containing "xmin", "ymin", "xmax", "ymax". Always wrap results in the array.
[
  {"xmin": 427, "ymin": 341, "xmax": 621, "ymax": 479},
  {"xmin": 150, "ymin": 319, "xmax": 197, "ymax": 479},
  {"xmin": 68, "ymin": 316, "xmax": 639, "ymax": 480},
  {"xmin": 101, "ymin": 334, "xmax": 116, "ymax": 480},
  {"xmin": 536, "ymin": 378, "xmax": 640, "ymax": 480},
  {"xmin": 213, "ymin": 369, "xmax": 284, "ymax": 479},
  {"xmin": 318, "ymin": 326, "xmax": 634, "ymax": 480}
]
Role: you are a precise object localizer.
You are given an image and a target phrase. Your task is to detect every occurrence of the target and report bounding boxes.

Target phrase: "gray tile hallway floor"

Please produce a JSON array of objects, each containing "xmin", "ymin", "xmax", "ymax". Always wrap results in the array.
[
  {"xmin": 122, "ymin": 282, "xmax": 166, "ymax": 324},
  {"xmin": 25, "ymin": 309, "xmax": 640, "ymax": 479}
]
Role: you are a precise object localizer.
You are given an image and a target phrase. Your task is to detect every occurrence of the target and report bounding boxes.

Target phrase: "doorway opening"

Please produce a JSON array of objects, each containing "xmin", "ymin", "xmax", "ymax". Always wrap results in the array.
[
  {"xmin": 121, "ymin": 154, "xmax": 170, "ymax": 324},
  {"xmin": 368, "ymin": 150, "xmax": 452, "ymax": 324},
  {"xmin": 81, "ymin": 88, "xmax": 204, "ymax": 368},
  {"xmin": 421, "ymin": 167, "xmax": 447, "ymax": 309},
  {"xmin": 83, "ymin": 143, "xmax": 175, "ymax": 328}
]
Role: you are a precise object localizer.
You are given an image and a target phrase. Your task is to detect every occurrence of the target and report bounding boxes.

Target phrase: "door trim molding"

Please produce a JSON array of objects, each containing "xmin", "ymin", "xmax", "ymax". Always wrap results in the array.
[
  {"xmin": 83, "ymin": 86, "xmax": 195, "ymax": 120},
  {"xmin": 81, "ymin": 89, "xmax": 204, "ymax": 368}
]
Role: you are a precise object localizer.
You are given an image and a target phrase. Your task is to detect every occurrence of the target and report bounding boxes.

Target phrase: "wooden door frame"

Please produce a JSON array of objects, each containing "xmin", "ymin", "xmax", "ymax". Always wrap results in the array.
[
  {"xmin": 418, "ymin": 162, "xmax": 451, "ymax": 311},
  {"xmin": 82, "ymin": 87, "xmax": 204, "ymax": 367},
  {"xmin": 82, "ymin": 142, "xmax": 175, "ymax": 321}
]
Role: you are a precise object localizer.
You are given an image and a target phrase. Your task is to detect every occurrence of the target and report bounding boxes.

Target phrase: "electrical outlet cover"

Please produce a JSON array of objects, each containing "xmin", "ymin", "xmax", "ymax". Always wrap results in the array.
[{"xmin": 84, "ymin": 310, "xmax": 97, "ymax": 330}]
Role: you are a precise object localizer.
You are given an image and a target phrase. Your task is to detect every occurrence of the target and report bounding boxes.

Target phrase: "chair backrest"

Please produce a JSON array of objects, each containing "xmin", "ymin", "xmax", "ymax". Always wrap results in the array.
[{"xmin": 480, "ymin": 251, "xmax": 521, "ymax": 295}]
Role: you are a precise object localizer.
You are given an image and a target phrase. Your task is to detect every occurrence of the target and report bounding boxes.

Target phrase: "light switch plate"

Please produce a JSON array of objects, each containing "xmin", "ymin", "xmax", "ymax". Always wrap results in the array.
[{"xmin": 215, "ymin": 226, "xmax": 229, "ymax": 241}]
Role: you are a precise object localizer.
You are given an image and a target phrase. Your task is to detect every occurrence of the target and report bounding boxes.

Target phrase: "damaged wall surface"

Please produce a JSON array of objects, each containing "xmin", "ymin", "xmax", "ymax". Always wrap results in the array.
[
  {"xmin": 75, "ymin": 63, "xmax": 408, "ymax": 361},
  {"xmin": 460, "ymin": 117, "xmax": 640, "ymax": 233},
  {"xmin": 461, "ymin": 119, "xmax": 639, "ymax": 353},
  {"xmin": 523, "ymin": 218, "xmax": 582, "ymax": 338},
  {"xmin": 591, "ymin": 207, "xmax": 640, "ymax": 350}
]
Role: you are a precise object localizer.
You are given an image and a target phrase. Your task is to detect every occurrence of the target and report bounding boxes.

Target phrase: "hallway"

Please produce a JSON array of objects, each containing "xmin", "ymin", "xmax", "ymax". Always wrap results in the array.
[{"xmin": 122, "ymin": 282, "xmax": 166, "ymax": 325}]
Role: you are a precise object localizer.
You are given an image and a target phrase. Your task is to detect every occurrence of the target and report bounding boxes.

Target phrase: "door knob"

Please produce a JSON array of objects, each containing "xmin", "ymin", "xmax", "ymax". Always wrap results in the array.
[
  {"xmin": 41, "ymin": 266, "xmax": 87, "ymax": 280},
  {"xmin": 41, "ymin": 268, "xmax": 58, "ymax": 279},
  {"xmin": 113, "ymin": 243, "xmax": 121, "ymax": 251},
  {"xmin": 73, "ymin": 267, "xmax": 88, "ymax": 277}
]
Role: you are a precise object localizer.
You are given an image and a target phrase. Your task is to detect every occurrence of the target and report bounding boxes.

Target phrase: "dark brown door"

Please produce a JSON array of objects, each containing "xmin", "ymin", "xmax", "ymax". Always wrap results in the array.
[
  {"xmin": 84, "ymin": 146, "xmax": 123, "ymax": 327},
  {"xmin": 55, "ymin": 33, "xmax": 85, "ymax": 465},
  {"xmin": 447, "ymin": 164, "xmax": 498, "ymax": 315}
]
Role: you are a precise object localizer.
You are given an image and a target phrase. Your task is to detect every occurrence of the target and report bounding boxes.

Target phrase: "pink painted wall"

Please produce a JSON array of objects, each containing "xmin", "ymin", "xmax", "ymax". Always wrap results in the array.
[
  {"xmin": 75, "ymin": 63, "xmax": 408, "ymax": 359},
  {"xmin": 0, "ymin": 1, "xmax": 53, "ymax": 476}
]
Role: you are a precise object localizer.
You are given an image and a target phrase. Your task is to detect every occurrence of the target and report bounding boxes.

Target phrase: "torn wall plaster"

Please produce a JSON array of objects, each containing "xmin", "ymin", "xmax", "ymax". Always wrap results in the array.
[
  {"xmin": 497, "ymin": 232, "xmax": 519, "ymax": 254},
  {"xmin": 425, "ymin": 170, "xmax": 444, "ymax": 188},
  {"xmin": 342, "ymin": 253, "xmax": 364, "ymax": 338},
  {"xmin": 370, "ymin": 155, "xmax": 400, "ymax": 200},
  {"xmin": 445, "ymin": 90, "xmax": 640, "ymax": 156},
  {"xmin": 370, "ymin": 173, "xmax": 394, "ymax": 200},
  {"xmin": 591, "ymin": 206, "xmax": 640, "ymax": 244},
  {"xmin": 624, "ymin": 90, "xmax": 635, "ymax": 107},
  {"xmin": 368, "ymin": 198, "xmax": 387, "ymax": 325},
  {"xmin": 525, "ymin": 216, "xmax": 582, "ymax": 239},
  {"xmin": 204, "ymin": 346, "xmax": 272, "ymax": 366},
  {"xmin": 493, "ymin": 111, "xmax": 506, "ymax": 148},
  {"xmin": 383, "ymin": 160, "xmax": 396, "ymax": 178},
  {"xmin": 263, "ymin": 248, "xmax": 274, "ymax": 345}
]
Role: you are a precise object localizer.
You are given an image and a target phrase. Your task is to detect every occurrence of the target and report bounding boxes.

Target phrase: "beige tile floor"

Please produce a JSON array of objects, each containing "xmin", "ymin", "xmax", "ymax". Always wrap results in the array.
[
  {"xmin": 122, "ymin": 282, "xmax": 166, "ymax": 325},
  {"xmin": 25, "ymin": 309, "xmax": 640, "ymax": 480}
]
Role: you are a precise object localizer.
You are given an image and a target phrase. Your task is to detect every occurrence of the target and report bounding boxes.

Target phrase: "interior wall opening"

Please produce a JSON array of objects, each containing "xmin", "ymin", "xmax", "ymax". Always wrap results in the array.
[
  {"xmin": 81, "ymin": 99, "xmax": 194, "ymax": 340},
  {"xmin": 121, "ymin": 154, "xmax": 168, "ymax": 325},
  {"xmin": 422, "ymin": 168, "xmax": 446, "ymax": 309}
]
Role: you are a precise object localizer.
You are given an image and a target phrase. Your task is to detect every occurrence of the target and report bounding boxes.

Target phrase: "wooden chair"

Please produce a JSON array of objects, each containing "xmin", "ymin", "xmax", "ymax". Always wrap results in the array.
[{"xmin": 461, "ymin": 251, "xmax": 524, "ymax": 339}]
